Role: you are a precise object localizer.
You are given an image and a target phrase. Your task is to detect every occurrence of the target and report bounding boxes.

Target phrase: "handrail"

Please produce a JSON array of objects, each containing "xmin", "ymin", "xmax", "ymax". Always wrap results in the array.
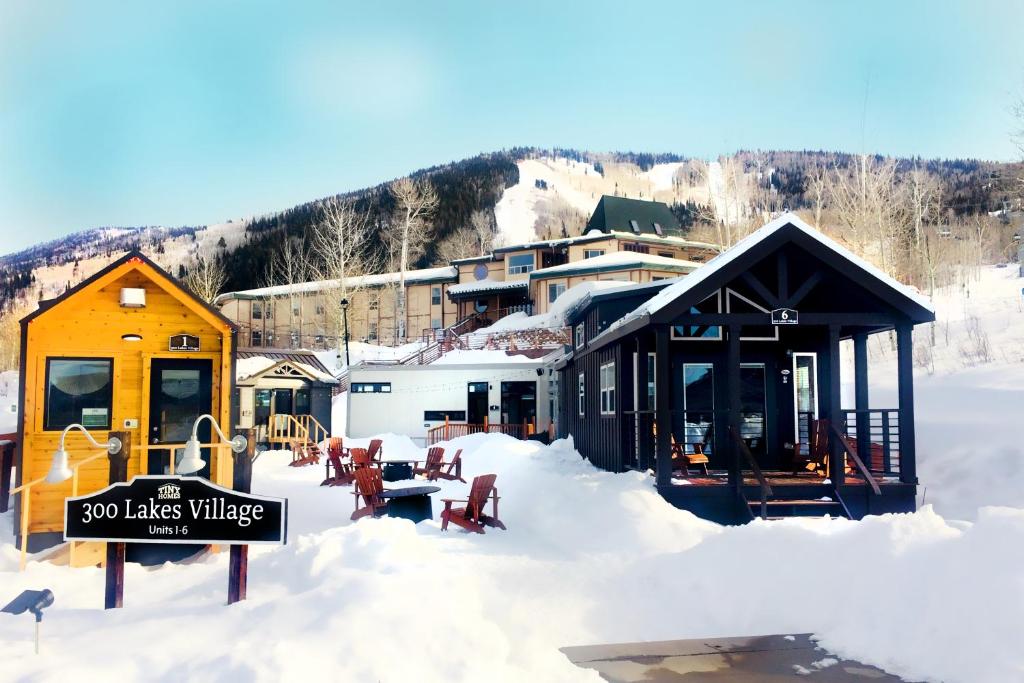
[
  {"xmin": 729, "ymin": 425, "xmax": 772, "ymax": 520},
  {"xmin": 830, "ymin": 424, "xmax": 882, "ymax": 495}
]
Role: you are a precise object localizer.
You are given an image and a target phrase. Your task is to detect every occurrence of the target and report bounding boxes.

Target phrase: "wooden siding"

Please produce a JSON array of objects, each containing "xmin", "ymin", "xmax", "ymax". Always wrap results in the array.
[
  {"xmin": 559, "ymin": 344, "xmax": 626, "ymax": 472},
  {"xmin": 18, "ymin": 261, "xmax": 235, "ymax": 536}
]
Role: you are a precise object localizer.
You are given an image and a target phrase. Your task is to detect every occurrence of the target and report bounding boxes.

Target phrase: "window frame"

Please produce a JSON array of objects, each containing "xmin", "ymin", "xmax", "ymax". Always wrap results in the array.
[
  {"xmin": 351, "ymin": 382, "xmax": 392, "ymax": 394},
  {"xmin": 574, "ymin": 323, "xmax": 585, "ymax": 350},
  {"xmin": 599, "ymin": 361, "xmax": 616, "ymax": 416},
  {"xmin": 251, "ymin": 330, "xmax": 262, "ymax": 346},
  {"xmin": 251, "ymin": 302, "xmax": 262, "ymax": 320},
  {"xmin": 507, "ymin": 253, "xmax": 535, "ymax": 275},
  {"xmin": 43, "ymin": 357, "xmax": 114, "ymax": 432},
  {"xmin": 577, "ymin": 372, "xmax": 585, "ymax": 416},
  {"xmin": 671, "ymin": 291, "xmax": 724, "ymax": 341},
  {"xmin": 583, "ymin": 249, "xmax": 605, "ymax": 259},
  {"xmin": 431, "ymin": 286, "xmax": 442, "ymax": 306},
  {"xmin": 547, "ymin": 282, "xmax": 566, "ymax": 303}
]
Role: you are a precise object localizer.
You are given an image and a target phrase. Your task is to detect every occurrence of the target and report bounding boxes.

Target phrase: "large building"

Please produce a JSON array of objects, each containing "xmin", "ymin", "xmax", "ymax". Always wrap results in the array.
[{"xmin": 214, "ymin": 196, "xmax": 720, "ymax": 349}]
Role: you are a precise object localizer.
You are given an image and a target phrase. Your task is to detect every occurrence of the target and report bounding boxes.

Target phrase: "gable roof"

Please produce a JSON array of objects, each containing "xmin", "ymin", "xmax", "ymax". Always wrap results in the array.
[
  {"xmin": 236, "ymin": 348, "xmax": 334, "ymax": 376},
  {"xmin": 21, "ymin": 250, "xmax": 237, "ymax": 331},
  {"xmin": 528, "ymin": 251, "xmax": 700, "ymax": 280},
  {"xmin": 585, "ymin": 195, "xmax": 682, "ymax": 236},
  {"xmin": 235, "ymin": 356, "xmax": 336, "ymax": 383}
]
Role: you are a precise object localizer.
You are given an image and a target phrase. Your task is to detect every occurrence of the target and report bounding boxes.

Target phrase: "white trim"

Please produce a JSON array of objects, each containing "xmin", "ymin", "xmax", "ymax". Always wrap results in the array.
[
  {"xmin": 599, "ymin": 361, "xmax": 616, "ymax": 415},
  {"xmin": 792, "ymin": 352, "xmax": 819, "ymax": 449},
  {"xmin": 578, "ymin": 372, "xmax": 585, "ymax": 416},
  {"xmin": 725, "ymin": 287, "xmax": 780, "ymax": 342},
  {"xmin": 575, "ymin": 323, "xmax": 585, "ymax": 350},
  {"xmin": 670, "ymin": 291, "xmax": 723, "ymax": 341}
]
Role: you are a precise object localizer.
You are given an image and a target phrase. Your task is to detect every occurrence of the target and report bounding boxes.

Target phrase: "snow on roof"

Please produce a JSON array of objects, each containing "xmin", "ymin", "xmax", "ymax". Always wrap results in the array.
[
  {"xmin": 236, "ymin": 355, "xmax": 337, "ymax": 383},
  {"xmin": 530, "ymin": 251, "xmax": 701, "ymax": 278},
  {"xmin": 218, "ymin": 266, "xmax": 457, "ymax": 300},
  {"xmin": 447, "ymin": 279, "xmax": 529, "ymax": 296},
  {"xmin": 636, "ymin": 212, "xmax": 935, "ymax": 317}
]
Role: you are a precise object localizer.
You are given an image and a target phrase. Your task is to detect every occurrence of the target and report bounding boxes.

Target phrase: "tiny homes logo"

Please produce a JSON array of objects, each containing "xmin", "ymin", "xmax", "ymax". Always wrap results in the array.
[{"xmin": 157, "ymin": 483, "xmax": 181, "ymax": 500}]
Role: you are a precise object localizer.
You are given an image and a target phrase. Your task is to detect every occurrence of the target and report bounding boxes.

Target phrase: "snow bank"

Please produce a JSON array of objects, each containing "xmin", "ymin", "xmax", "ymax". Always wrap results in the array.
[
  {"xmin": 313, "ymin": 340, "xmax": 425, "ymax": 375},
  {"xmin": 431, "ymin": 350, "xmax": 542, "ymax": 365},
  {"xmin": 476, "ymin": 280, "xmax": 636, "ymax": 334},
  {"xmin": 2, "ymin": 433, "xmax": 1022, "ymax": 682}
]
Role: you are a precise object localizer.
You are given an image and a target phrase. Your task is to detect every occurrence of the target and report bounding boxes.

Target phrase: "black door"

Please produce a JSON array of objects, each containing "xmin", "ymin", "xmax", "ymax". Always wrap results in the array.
[
  {"xmin": 273, "ymin": 388, "xmax": 293, "ymax": 415},
  {"xmin": 295, "ymin": 387, "xmax": 311, "ymax": 416},
  {"xmin": 467, "ymin": 382, "xmax": 488, "ymax": 424},
  {"xmin": 149, "ymin": 359, "xmax": 212, "ymax": 478},
  {"xmin": 500, "ymin": 381, "xmax": 536, "ymax": 427}
]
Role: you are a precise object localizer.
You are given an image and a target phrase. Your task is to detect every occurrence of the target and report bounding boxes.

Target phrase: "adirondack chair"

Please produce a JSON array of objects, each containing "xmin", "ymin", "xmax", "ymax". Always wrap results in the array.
[
  {"xmin": 670, "ymin": 430, "xmax": 710, "ymax": 478},
  {"xmin": 327, "ymin": 437, "xmax": 348, "ymax": 460},
  {"xmin": 289, "ymin": 441, "xmax": 321, "ymax": 467},
  {"xmin": 366, "ymin": 439, "xmax": 384, "ymax": 463},
  {"xmin": 349, "ymin": 447, "xmax": 372, "ymax": 471},
  {"xmin": 322, "ymin": 445, "xmax": 356, "ymax": 486},
  {"xmin": 793, "ymin": 418, "xmax": 830, "ymax": 475},
  {"xmin": 412, "ymin": 447, "xmax": 445, "ymax": 479},
  {"xmin": 440, "ymin": 473, "xmax": 506, "ymax": 534},
  {"xmin": 431, "ymin": 449, "xmax": 465, "ymax": 483},
  {"xmin": 351, "ymin": 467, "xmax": 389, "ymax": 521}
]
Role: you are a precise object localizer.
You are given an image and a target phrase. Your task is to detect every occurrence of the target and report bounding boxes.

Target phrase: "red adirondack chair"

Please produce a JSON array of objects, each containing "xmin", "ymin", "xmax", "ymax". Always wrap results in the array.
[
  {"xmin": 349, "ymin": 447, "xmax": 372, "ymax": 471},
  {"xmin": 793, "ymin": 418, "xmax": 830, "ymax": 475},
  {"xmin": 327, "ymin": 437, "xmax": 348, "ymax": 460},
  {"xmin": 412, "ymin": 447, "xmax": 445, "ymax": 479},
  {"xmin": 431, "ymin": 448, "xmax": 465, "ymax": 483},
  {"xmin": 289, "ymin": 441, "xmax": 321, "ymax": 467},
  {"xmin": 440, "ymin": 473, "xmax": 506, "ymax": 534},
  {"xmin": 366, "ymin": 439, "xmax": 384, "ymax": 463},
  {"xmin": 351, "ymin": 467, "xmax": 389, "ymax": 521}
]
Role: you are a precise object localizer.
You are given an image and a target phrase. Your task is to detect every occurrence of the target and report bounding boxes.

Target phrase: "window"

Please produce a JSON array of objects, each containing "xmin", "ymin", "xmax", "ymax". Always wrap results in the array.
[
  {"xmin": 653, "ymin": 222, "xmax": 664, "ymax": 236},
  {"xmin": 315, "ymin": 304, "xmax": 325, "ymax": 316},
  {"xmin": 583, "ymin": 249, "xmax": 605, "ymax": 259},
  {"xmin": 252, "ymin": 302, "xmax": 262, "ymax": 320},
  {"xmin": 623, "ymin": 242, "xmax": 650, "ymax": 254},
  {"xmin": 431, "ymin": 318, "xmax": 442, "ymax": 330},
  {"xmin": 647, "ymin": 353, "xmax": 656, "ymax": 408},
  {"xmin": 314, "ymin": 334, "xmax": 324, "ymax": 346},
  {"xmin": 575, "ymin": 323, "xmax": 585, "ymax": 349},
  {"xmin": 265, "ymin": 332, "xmax": 275, "ymax": 347},
  {"xmin": 507, "ymin": 253, "xmax": 535, "ymax": 275},
  {"xmin": 368, "ymin": 322, "xmax": 378, "ymax": 340},
  {"xmin": 290, "ymin": 331, "xmax": 299, "ymax": 347},
  {"xmin": 658, "ymin": 251, "xmax": 674, "ymax": 258},
  {"xmin": 424, "ymin": 410, "xmax": 466, "ymax": 421},
  {"xmin": 629, "ymin": 219, "xmax": 641, "ymax": 234},
  {"xmin": 44, "ymin": 358, "xmax": 113, "ymax": 431},
  {"xmin": 652, "ymin": 276, "xmax": 667, "ymax": 281},
  {"xmin": 599, "ymin": 362, "xmax": 615, "ymax": 415},
  {"xmin": 726, "ymin": 288, "xmax": 779, "ymax": 341},
  {"xmin": 548, "ymin": 282, "xmax": 566, "ymax": 303},
  {"xmin": 431, "ymin": 286, "xmax": 441, "ymax": 305},
  {"xmin": 578, "ymin": 372, "xmax": 585, "ymax": 416},
  {"xmin": 671, "ymin": 291, "xmax": 723, "ymax": 340},
  {"xmin": 265, "ymin": 305, "xmax": 273, "ymax": 320},
  {"xmin": 369, "ymin": 298, "xmax": 379, "ymax": 311},
  {"xmin": 251, "ymin": 331, "xmax": 262, "ymax": 346},
  {"xmin": 292, "ymin": 305, "xmax": 300, "ymax": 317},
  {"xmin": 351, "ymin": 382, "xmax": 392, "ymax": 393}
]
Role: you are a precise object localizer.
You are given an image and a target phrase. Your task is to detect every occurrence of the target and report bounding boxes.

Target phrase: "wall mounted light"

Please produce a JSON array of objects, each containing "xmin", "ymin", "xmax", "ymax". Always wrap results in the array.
[
  {"xmin": 121, "ymin": 334, "xmax": 143, "ymax": 342},
  {"xmin": 178, "ymin": 414, "xmax": 247, "ymax": 475},
  {"xmin": 46, "ymin": 424, "xmax": 123, "ymax": 483}
]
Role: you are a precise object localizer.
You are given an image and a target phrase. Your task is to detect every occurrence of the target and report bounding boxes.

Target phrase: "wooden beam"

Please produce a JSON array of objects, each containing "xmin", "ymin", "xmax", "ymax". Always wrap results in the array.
[
  {"xmin": 853, "ymin": 332, "xmax": 871, "ymax": 469},
  {"xmin": 654, "ymin": 327, "xmax": 672, "ymax": 488},
  {"xmin": 740, "ymin": 272, "xmax": 780, "ymax": 308},
  {"xmin": 635, "ymin": 334, "xmax": 652, "ymax": 472},
  {"xmin": 776, "ymin": 251, "xmax": 789, "ymax": 303},
  {"xmin": 825, "ymin": 325, "xmax": 844, "ymax": 486},
  {"xmin": 784, "ymin": 271, "xmax": 823, "ymax": 308},
  {"xmin": 670, "ymin": 312, "xmax": 899, "ymax": 327},
  {"xmin": 896, "ymin": 324, "xmax": 917, "ymax": 485},
  {"xmin": 726, "ymin": 324, "xmax": 742, "ymax": 489},
  {"xmin": 105, "ymin": 432, "xmax": 129, "ymax": 610}
]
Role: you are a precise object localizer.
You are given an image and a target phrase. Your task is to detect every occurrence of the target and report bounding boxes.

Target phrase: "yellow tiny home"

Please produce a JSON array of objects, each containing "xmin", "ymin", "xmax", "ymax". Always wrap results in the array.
[{"xmin": 15, "ymin": 252, "xmax": 237, "ymax": 550}]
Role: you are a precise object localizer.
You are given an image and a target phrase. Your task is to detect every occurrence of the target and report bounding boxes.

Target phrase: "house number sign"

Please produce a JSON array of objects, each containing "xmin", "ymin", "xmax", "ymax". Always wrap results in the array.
[
  {"xmin": 771, "ymin": 308, "xmax": 799, "ymax": 325},
  {"xmin": 169, "ymin": 333, "xmax": 201, "ymax": 351}
]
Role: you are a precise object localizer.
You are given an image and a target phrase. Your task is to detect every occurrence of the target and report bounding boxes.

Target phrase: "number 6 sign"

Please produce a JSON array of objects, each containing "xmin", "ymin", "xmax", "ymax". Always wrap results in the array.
[{"xmin": 771, "ymin": 308, "xmax": 799, "ymax": 325}]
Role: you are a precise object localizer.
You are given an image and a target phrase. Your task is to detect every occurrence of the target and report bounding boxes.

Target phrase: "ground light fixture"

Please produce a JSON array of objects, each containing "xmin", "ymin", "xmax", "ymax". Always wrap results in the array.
[
  {"xmin": 46, "ymin": 424, "xmax": 123, "ymax": 484},
  {"xmin": 178, "ymin": 413, "xmax": 247, "ymax": 475},
  {"xmin": 2, "ymin": 588, "xmax": 54, "ymax": 654}
]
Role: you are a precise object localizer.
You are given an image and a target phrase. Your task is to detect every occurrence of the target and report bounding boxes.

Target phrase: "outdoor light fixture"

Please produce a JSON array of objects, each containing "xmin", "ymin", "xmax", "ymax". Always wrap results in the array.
[
  {"xmin": 121, "ymin": 333, "xmax": 143, "ymax": 342},
  {"xmin": 178, "ymin": 413, "xmax": 247, "ymax": 475},
  {"xmin": 46, "ymin": 424, "xmax": 123, "ymax": 484},
  {"xmin": 340, "ymin": 297, "xmax": 351, "ymax": 368},
  {"xmin": 2, "ymin": 588, "xmax": 54, "ymax": 654}
]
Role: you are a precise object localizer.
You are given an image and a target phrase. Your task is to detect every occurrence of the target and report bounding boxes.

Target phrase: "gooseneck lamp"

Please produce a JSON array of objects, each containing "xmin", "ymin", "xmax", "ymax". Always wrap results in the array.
[
  {"xmin": 178, "ymin": 414, "xmax": 247, "ymax": 475},
  {"xmin": 46, "ymin": 424, "xmax": 123, "ymax": 484}
]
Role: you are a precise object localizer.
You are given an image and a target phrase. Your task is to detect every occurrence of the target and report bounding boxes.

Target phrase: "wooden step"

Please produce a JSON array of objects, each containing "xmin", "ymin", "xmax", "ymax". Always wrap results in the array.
[{"xmin": 750, "ymin": 498, "xmax": 841, "ymax": 507}]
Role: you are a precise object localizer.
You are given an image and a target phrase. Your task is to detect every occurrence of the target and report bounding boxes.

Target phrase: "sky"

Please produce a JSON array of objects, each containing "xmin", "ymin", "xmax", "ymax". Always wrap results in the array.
[{"xmin": 1, "ymin": 0, "xmax": 1022, "ymax": 252}]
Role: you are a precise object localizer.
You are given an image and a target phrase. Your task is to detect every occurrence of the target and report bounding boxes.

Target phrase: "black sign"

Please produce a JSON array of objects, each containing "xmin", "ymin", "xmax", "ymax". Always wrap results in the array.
[
  {"xmin": 169, "ymin": 333, "xmax": 201, "ymax": 352},
  {"xmin": 64, "ymin": 476, "xmax": 287, "ymax": 545},
  {"xmin": 771, "ymin": 308, "xmax": 799, "ymax": 325}
]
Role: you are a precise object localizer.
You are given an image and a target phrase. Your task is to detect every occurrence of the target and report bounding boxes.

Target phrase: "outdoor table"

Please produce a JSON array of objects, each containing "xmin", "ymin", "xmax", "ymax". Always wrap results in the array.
[
  {"xmin": 381, "ymin": 459, "xmax": 417, "ymax": 482},
  {"xmin": 379, "ymin": 486, "xmax": 441, "ymax": 523}
]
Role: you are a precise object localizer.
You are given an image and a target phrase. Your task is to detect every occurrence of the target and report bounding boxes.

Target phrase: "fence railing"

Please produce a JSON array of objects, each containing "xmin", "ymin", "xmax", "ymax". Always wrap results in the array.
[
  {"xmin": 266, "ymin": 413, "xmax": 328, "ymax": 449},
  {"xmin": 426, "ymin": 417, "xmax": 536, "ymax": 445},
  {"xmin": 839, "ymin": 409, "xmax": 901, "ymax": 476}
]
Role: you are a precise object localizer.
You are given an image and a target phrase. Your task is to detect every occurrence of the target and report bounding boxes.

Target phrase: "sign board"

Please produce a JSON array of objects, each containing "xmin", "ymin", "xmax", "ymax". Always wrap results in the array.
[
  {"xmin": 770, "ymin": 308, "xmax": 799, "ymax": 325},
  {"xmin": 64, "ymin": 476, "xmax": 287, "ymax": 545},
  {"xmin": 169, "ymin": 333, "xmax": 201, "ymax": 352},
  {"xmin": 81, "ymin": 408, "xmax": 108, "ymax": 427}
]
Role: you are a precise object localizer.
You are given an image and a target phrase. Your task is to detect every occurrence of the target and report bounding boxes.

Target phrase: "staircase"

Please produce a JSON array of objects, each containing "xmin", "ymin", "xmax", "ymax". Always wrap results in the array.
[
  {"xmin": 268, "ymin": 413, "xmax": 329, "ymax": 465},
  {"xmin": 746, "ymin": 495, "xmax": 849, "ymax": 521}
]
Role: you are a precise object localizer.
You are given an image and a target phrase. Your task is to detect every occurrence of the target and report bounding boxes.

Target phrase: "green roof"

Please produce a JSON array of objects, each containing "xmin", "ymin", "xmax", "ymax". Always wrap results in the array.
[{"xmin": 585, "ymin": 195, "xmax": 681, "ymax": 236}]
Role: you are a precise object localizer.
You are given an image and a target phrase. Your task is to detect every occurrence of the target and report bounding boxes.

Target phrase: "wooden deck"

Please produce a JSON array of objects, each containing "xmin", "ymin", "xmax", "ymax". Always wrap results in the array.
[{"xmin": 670, "ymin": 471, "xmax": 897, "ymax": 487}]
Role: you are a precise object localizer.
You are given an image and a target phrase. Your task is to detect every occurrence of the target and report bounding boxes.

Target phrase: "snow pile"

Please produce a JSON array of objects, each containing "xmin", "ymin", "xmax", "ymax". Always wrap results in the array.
[
  {"xmin": 1, "ymin": 433, "xmax": 1022, "ymax": 682},
  {"xmin": 476, "ymin": 280, "xmax": 637, "ymax": 334},
  {"xmin": 313, "ymin": 340, "xmax": 425, "ymax": 375},
  {"xmin": 0, "ymin": 370, "xmax": 17, "ymax": 434},
  {"xmin": 493, "ymin": 158, "xmax": 602, "ymax": 246},
  {"xmin": 431, "ymin": 350, "xmax": 544, "ymax": 365},
  {"xmin": 235, "ymin": 356, "xmax": 277, "ymax": 381}
]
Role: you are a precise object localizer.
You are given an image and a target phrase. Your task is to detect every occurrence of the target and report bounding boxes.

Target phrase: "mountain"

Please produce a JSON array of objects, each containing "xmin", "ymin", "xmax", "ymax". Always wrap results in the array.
[{"xmin": 0, "ymin": 148, "xmax": 1020, "ymax": 309}]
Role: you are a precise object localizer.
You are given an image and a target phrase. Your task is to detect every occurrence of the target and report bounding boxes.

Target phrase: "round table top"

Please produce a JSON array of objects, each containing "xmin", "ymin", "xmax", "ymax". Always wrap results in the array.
[{"xmin": 379, "ymin": 486, "xmax": 441, "ymax": 498}]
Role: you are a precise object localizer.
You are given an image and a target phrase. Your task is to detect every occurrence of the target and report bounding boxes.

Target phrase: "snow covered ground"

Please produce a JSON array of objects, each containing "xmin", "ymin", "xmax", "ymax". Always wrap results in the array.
[{"xmin": 1, "ymin": 434, "xmax": 1022, "ymax": 682}]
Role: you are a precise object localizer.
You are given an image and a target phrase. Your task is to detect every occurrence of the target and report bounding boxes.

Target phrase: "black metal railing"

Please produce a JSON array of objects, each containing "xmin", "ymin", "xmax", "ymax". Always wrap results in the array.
[{"xmin": 840, "ymin": 409, "xmax": 900, "ymax": 476}]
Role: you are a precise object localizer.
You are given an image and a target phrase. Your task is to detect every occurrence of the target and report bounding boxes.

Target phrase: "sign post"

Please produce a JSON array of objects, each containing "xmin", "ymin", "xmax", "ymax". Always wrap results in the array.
[
  {"xmin": 228, "ymin": 428, "xmax": 257, "ymax": 605},
  {"xmin": 104, "ymin": 431, "xmax": 129, "ymax": 610}
]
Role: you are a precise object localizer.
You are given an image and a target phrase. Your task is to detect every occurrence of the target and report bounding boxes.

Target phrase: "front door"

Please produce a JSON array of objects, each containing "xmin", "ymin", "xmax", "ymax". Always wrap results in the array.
[
  {"xmin": 467, "ymin": 382, "xmax": 488, "ymax": 424},
  {"xmin": 500, "ymin": 381, "xmax": 536, "ymax": 429},
  {"xmin": 148, "ymin": 358, "xmax": 213, "ymax": 478},
  {"xmin": 273, "ymin": 388, "xmax": 293, "ymax": 416},
  {"xmin": 739, "ymin": 364, "xmax": 767, "ymax": 462}
]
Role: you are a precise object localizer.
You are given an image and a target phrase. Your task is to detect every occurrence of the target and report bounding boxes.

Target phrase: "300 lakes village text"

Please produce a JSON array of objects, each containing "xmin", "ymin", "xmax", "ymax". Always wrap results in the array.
[{"xmin": 81, "ymin": 498, "xmax": 267, "ymax": 532}]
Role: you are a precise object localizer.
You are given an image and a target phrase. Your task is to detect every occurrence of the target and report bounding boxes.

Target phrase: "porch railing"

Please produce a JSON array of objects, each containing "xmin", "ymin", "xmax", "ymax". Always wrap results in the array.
[
  {"xmin": 730, "ymin": 426, "xmax": 772, "ymax": 519},
  {"xmin": 830, "ymin": 424, "xmax": 881, "ymax": 495},
  {"xmin": 839, "ymin": 409, "xmax": 900, "ymax": 476},
  {"xmin": 426, "ymin": 417, "xmax": 535, "ymax": 445}
]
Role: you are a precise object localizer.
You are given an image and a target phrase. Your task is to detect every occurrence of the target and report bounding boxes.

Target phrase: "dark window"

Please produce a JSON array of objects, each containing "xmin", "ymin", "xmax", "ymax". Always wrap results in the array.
[
  {"xmin": 629, "ymin": 219, "xmax": 641, "ymax": 234},
  {"xmin": 653, "ymin": 222, "xmax": 664, "ymax": 236},
  {"xmin": 431, "ymin": 286, "xmax": 441, "ymax": 305},
  {"xmin": 424, "ymin": 410, "xmax": 466, "ymax": 421},
  {"xmin": 368, "ymin": 323, "xmax": 378, "ymax": 340},
  {"xmin": 252, "ymin": 302, "xmax": 262, "ymax": 320},
  {"xmin": 623, "ymin": 243, "xmax": 650, "ymax": 254},
  {"xmin": 316, "ymin": 304, "xmax": 325, "ymax": 315},
  {"xmin": 251, "ymin": 331, "xmax": 262, "ymax": 346},
  {"xmin": 295, "ymin": 389, "xmax": 311, "ymax": 416},
  {"xmin": 44, "ymin": 358, "xmax": 114, "ymax": 431},
  {"xmin": 658, "ymin": 251, "xmax": 674, "ymax": 258},
  {"xmin": 265, "ymin": 305, "xmax": 273, "ymax": 320},
  {"xmin": 575, "ymin": 323, "xmax": 585, "ymax": 349},
  {"xmin": 548, "ymin": 283, "xmax": 566, "ymax": 303},
  {"xmin": 351, "ymin": 382, "xmax": 392, "ymax": 393},
  {"xmin": 508, "ymin": 253, "xmax": 535, "ymax": 274}
]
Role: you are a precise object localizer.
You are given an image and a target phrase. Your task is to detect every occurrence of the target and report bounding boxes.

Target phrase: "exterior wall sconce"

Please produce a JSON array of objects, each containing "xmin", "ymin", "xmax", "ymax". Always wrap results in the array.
[
  {"xmin": 178, "ymin": 413, "xmax": 247, "ymax": 475},
  {"xmin": 121, "ymin": 334, "xmax": 143, "ymax": 342},
  {"xmin": 46, "ymin": 424, "xmax": 123, "ymax": 484}
]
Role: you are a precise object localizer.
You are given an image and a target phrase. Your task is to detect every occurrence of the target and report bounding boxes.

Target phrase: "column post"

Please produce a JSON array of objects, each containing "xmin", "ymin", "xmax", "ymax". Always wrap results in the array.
[
  {"xmin": 105, "ymin": 431, "xmax": 129, "ymax": 610},
  {"xmin": 726, "ymin": 324, "xmax": 742, "ymax": 489},
  {"xmin": 853, "ymin": 332, "xmax": 871, "ymax": 468},
  {"xmin": 228, "ymin": 428, "xmax": 256, "ymax": 605},
  {"xmin": 654, "ymin": 327, "xmax": 672, "ymax": 488},
  {"xmin": 825, "ymin": 325, "xmax": 845, "ymax": 486},
  {"xmin": 896, "ymin": 324, "xmax": 917, "ymax": 484}
]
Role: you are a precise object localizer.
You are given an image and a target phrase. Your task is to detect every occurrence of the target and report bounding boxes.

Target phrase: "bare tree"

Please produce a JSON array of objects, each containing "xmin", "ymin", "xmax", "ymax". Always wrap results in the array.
[
  {"xmin": 262, "ymin": 235, "xmax": 313, "ymax": 346},
  {"xmin": 435, "ymin": 210, "xmax": 495, "ymax": 263},
  {"xmin": 184, "ymin": 254, "xmax": 228, "ymax": 303},
  {"xmin": 387, "ymin": 177, "xmax": 439, "ymax": 341},
  {"xmin": 312, "ymin": 197, "xmax": 380, "ymax": 349}
]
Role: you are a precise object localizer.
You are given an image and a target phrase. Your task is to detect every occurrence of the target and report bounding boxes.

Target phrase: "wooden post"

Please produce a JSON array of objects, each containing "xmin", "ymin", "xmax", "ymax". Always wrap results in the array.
[
  {"xmin": 726, "ymin": 324, "xmax": 742, "ymax": 490},
  {"xmin": 825, "ymin": 325, "xmax": 845, "ymax": 486},
  {"xmin": 853, "ymin": 332, "xmax": 871, "ymax": 469},
  {"xmin": 896, "ymin": 324, "xmax": 917, "ymax": 485},
  {"xmin": 0, "ymin": 440, "xmax": 14, "ymax": 513},
  {"xmin": 228, "ymin": 428, "xmax": 256, "ymax": 605},
  {"xmin": 654, "ymin": 327, "xmax": 672, "ymax": 488},
  {"xmin": 105, "ymin": 431, "xmax": 129, "ymax": 610},
  {"xmin": 635, "ymin": 334, "xmax": 652, "ymax": 472},
  {"xmin": 444, "ymin": 415, "xmax": 449, "ymax": 441}
]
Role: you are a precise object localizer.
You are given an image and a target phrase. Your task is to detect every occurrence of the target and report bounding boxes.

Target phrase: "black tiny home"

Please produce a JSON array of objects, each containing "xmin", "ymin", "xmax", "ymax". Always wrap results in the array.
[{"xmin": 555, "ymin": 214, "xmax": 935, "ymax": 523}]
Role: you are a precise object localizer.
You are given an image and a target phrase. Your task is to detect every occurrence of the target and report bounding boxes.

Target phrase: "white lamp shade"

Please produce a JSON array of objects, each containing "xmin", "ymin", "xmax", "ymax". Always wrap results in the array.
[
  {"xmin": 45, "ymin": 448, "xmax": 73, "ymax": 483},
  {"xmin": 177, "ymin": 438, "xmax": 206, "ymax": 474}
]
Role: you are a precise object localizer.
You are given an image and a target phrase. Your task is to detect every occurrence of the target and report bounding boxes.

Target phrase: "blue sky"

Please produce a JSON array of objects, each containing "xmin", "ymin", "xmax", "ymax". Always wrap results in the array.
[{"xmin": 1, "ymin": 1, "xmax": 1022, "ymax": 251}]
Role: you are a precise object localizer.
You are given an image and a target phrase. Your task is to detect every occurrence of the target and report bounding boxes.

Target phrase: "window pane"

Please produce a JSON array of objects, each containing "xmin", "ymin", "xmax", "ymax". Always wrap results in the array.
[{"xmin": 45, "ymin": 359, "xmax": 113, "ymax": 430}]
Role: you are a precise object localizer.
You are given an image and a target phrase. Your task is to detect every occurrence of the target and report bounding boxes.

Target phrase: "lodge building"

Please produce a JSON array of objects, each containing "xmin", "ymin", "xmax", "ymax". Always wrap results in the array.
[
  {"xmin": 554, "ymin": 213, "xmax": 934, "ymax": 523},
  {"xmin": 214, "ymin": 196, "xmax": 719, "ymax": 348}
]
